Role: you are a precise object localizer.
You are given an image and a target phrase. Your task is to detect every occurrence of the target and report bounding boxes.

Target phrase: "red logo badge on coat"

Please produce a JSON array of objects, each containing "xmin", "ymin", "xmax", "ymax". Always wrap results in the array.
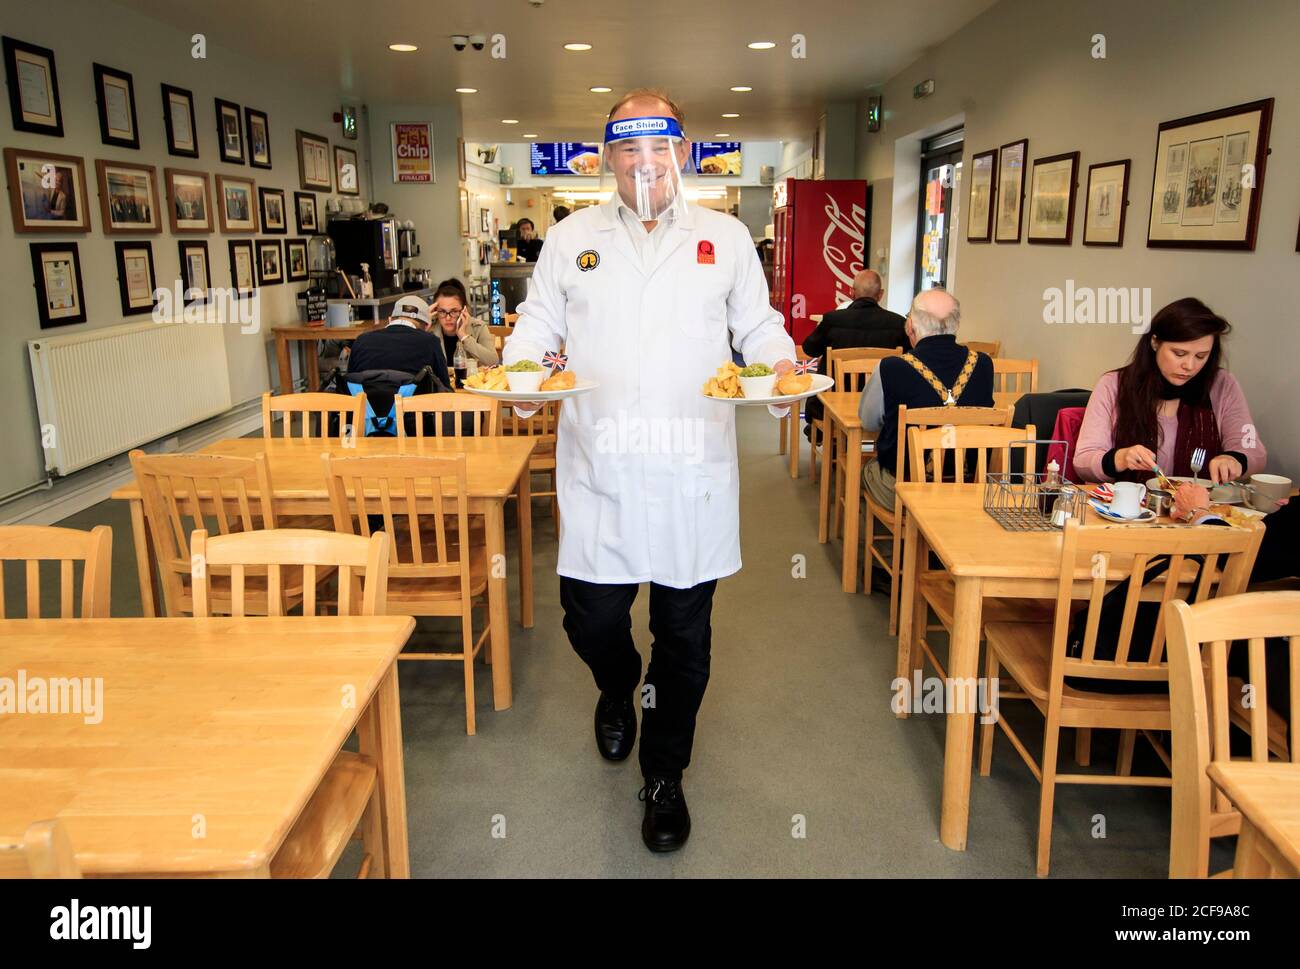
[{"xmin": 697, "ymin": 240, "xmax": 715, "ymax": 265}]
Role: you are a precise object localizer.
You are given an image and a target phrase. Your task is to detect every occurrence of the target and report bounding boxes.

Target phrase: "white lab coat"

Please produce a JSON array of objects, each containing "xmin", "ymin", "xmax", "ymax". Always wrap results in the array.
[{"xmin": 504, "ymin": 199, "xmax": 796, "ymax": 589}]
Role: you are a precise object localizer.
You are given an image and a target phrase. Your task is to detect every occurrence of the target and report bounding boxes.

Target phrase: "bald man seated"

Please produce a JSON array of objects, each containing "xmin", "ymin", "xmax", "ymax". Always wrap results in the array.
[
  {"xmin": 857, "ymin": 287, "xmax": 994, "ymax": 512},
  {"xmin": 801, "ymin": 269, "xmax": 908, "ymax": 437}
]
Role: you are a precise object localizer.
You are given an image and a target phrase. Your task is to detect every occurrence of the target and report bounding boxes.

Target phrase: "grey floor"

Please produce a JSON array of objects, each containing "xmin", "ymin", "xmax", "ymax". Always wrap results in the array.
[{"xmin": 36, "ymin": 408, "xmax": 1230, "ymax": 878}]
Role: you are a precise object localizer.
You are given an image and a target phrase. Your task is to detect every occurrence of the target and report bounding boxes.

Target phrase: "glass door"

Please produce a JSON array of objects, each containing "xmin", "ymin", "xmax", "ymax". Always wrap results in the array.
[{"xmin": 915, "ymin": 129, "xmax": 964, "ymax": 293}]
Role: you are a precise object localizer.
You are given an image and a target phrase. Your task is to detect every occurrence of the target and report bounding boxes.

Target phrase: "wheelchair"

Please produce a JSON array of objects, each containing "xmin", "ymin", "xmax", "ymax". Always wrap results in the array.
[{"xmin": 322, "ymin": 364, "xmax": 474, "ymax": 438}]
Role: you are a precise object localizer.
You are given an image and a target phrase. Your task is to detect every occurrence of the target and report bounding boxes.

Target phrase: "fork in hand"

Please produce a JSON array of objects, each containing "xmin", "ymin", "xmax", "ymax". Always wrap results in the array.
[{"xmin": 1190, "ymin": 447, "xmax": 1207, "ymax": 486}]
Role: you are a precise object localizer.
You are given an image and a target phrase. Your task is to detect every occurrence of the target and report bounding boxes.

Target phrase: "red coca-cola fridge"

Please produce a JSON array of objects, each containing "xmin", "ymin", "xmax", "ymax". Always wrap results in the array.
[{"xmin": 771, "ymin": 178, "xmax": 871, "ymax": 345}]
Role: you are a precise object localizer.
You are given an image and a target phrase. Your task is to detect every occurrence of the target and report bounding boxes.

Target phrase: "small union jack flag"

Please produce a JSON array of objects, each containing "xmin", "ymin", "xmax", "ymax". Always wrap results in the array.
[
  {"xmin": 543, "ymin": 351, "xmax": 568, "ymax": 371},
  {"xmin": 794, "ymin": 357, "xmax": 820, "ymax": 375}
]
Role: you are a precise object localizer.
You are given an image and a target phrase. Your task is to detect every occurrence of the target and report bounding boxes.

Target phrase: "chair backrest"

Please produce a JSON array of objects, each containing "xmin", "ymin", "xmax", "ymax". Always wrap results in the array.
[
  {"xmin": 0, "ymin": 525, "xmax": 111, "ymax": 619},
  {"xmin": 262, "ymin": 391, "xmax": 364, "ymax": 443},
  {"xmin": 893, "ymin": 405, "xmax": 1012, "ymax": 480},
  {"xmin": 1167, "ymin": 590, "xmax": 1300, "ymax": 878},
  {"xmin": 1047, "ymin": 520, "xmax": 1263, "ymax": 693},
  {"xmin": 829, "ymin": 346, "xmax": 901, "ymax": 390},
  {"xmin": 501, "ymin": 399, "xmax": 560, "ymax": 442},
  {"xmin": 191, "ymin": 527, "xmax": 389, "ymax": 618},
  {"xmin": 488, "ymin": 325, "xmax": 513, "ymax": 351},
  {"xmin": 834, "ymin": 357, "xmax": 894, "ymax": 394},
  {"xmin": 964, "ymin": 340, "xmax": 1002, "ymax": 357},
  {"xmin": 396, "ymin": 393, "xmax": 499, "ymax": 438},
  {"xmin": 129, "ymin": 450, "xmax": 275, "ymax": 615},
  {"xmin": 0, "ymin": 820, "xmax": 81, "ymax": 879},
  {"xmin": 323, "ymin": 453, "xmax": 473, "ymax": 601},
  {"xmin": 907, "ymin": 424, "xmax": 1037, "ymax": 484},
  {"xmin": 991, "ymin": 358, "xmax": 1039, "ymax": 398}
]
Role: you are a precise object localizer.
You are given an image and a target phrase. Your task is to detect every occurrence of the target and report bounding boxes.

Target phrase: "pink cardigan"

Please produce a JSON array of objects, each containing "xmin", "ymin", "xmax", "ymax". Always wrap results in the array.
[{"xmin": 1074, "ymin": 369, "xmax": 1267, "ymax": 483}]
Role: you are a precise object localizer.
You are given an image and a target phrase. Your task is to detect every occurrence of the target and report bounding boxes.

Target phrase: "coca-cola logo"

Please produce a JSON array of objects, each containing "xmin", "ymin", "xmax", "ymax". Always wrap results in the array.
[{"xmin": 822, "ymin": 194, "xmax": 866, "ymax": 306}]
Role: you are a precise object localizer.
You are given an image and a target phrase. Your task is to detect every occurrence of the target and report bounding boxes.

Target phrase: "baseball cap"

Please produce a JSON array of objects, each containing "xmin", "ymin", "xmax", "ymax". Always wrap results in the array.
[{"xmin": 390, "ymin": 295, "xmax": 431, "ymax": 327}]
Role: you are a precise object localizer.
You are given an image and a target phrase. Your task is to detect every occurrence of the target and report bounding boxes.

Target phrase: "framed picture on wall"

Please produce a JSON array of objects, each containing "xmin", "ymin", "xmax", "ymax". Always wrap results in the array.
[
  {"xmin": 30, "ymin": 242, "xmax": 86, "ymax": 328},
  {"xmin": 1026, "ymin": 151, "xmax": 1079, "ymax": 245},
  {"xmin": 256, "ymin": 239, "xmax": 283, "ymax": 285},
  {"xmin": 216, "ymin": 174, "xmax": 258, "ymax": 232},
  {"xmin": 994, "ymin": 138, "xmax": 1028, "ymax": 242},
  {"xmin": 245, "ymin": 107, "xmax": 271, "ymax": 169},
  {"xmin": 3, "ymin": 148, "xmax": 91, "ymax": 232},
  {"xmin": 294, "ymin": 191, "xmax": 318, "ymax": 233},
  {"xmin": 228, "ymin": 239, "xmax": 255, "ymax": 295},
  {"xmin": 480, "ymin": 208, "xmax": 492, "ymax": 234},
  {"xmin": 113, "ymin": 240, "xmax": 157, "ymax": 316},
  {"xmin": 966, "ymin": 148, "xmax": 997, "ymax": 242},
  {"xmin": 215, "ymin": 97, "xmax": 245, "ymax": 164},
  {"xmin": 165, "ymin": 168, "xmax": 212, "ymax": 233},
  {"xmin": 93, "ymin": 64, "xmax": 140, "ymax": 149},
  {"xmin": 285, "ymin": 239, "xmax": 309, "ymax": 282},
  {"xmin": 296, "ymin": 130, "xmax": 332, "ymax": 190},
  {"xmin": 334, "ymin": 145, "xmax": 359, "ymax": 195},
  {"xmin": 1082, "ymin": 159, "xmax": 1130, "ymax": 247},
  {"xmin": 161, "ymin": 83, "xmax": 198, "ymax": 157},
  {"xmin": 457, "ymin": 136, "xmax": 467, "ymax": 182},
  {"xmin": 178, "ymin": 239, "xmax": 211, "ymax": 304},
  {"xmin": 3, "ymin": 37, "xmax": 63, "ymax": 136},
  {"xmin": 259, "ymin": 187, "xmax": 287, "ymax": 233},
  {"xmin": 1146, "ymin": 98, "xmax": 1273, "ymax": 251},
  {"xmin": 459, "ymin": 187, "xmax": 470, "ymax": 237},
  {"xmin": 95, "ymin": 159, "xmax": 162, "ymax": 234}
]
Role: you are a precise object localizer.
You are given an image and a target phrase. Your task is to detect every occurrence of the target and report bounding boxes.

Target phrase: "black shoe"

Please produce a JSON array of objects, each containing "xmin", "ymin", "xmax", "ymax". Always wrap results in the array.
[
  {"xmin": 594, "ymin": 692, "xmax": 637, "ymax": 762},
  {"xmin": 639, "ymin": 777, "xmax": 691, "ymax": 853}
]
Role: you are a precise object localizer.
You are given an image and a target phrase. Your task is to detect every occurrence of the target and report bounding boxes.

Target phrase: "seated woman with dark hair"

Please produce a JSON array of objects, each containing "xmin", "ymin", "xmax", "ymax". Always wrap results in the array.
[{"xmin": 431, "ymin": 277, "xmax": 499, "ymax": 370}]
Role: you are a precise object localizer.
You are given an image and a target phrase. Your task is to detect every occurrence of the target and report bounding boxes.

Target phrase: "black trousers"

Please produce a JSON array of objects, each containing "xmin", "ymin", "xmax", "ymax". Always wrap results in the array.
[{"xmin": 559, "ymin": 576, "xmax": 717, "ymax": 781}]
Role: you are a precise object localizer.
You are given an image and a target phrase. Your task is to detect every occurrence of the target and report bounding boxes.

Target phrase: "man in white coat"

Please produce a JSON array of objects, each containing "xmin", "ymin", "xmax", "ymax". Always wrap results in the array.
[{"xmin": 504, "ymin": 89, "xmax": 796, "ymax": 852}]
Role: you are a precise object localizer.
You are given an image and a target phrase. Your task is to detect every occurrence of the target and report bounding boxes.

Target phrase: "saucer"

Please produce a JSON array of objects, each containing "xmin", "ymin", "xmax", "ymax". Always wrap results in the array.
[{"xmin": 1089, "ymin": 499, "xmax": 1157, "ymax": 523}]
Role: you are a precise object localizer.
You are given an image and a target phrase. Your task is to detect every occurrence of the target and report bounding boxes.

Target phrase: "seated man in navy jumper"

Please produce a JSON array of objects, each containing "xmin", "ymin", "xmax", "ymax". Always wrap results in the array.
[{"xmin": 858, "ymin": 287, "xmax": 994, "ymax": 509}]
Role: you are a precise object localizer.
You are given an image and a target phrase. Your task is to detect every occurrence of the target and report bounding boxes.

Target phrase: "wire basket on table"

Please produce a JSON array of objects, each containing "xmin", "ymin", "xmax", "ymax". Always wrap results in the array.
[{"xmin": 982, "ymin": 439, "xmax": 1086, "ymax": 531}]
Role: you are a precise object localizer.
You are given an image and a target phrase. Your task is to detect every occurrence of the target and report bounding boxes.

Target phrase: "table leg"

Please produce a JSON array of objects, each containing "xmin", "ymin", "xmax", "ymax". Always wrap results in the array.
[
  {"xmin": 305, "ymin": 339, "xmax": 321, "ymax": 392},
  {"xmin": 778, "ymin": 412, "xmax": 787, "ymax": 455},
  {"xmin": 485, "ymin": 501, "xmax": 513, "ymax": 710},
  {"xmin": 358, "ymin": 664, "xmax": 409, "ymax": 878},
  {"xmin": 818, "ymin": 420, "xmax": 835, "ymax": 543},
  {"xmin": 517, "ymin": 468, "xmax": 534, "ymax": 630},
  {"xmin": 895, "ymin": 513, "xmax": 926, "ymax": 708},
  {"xmin": 1232, "ymin": 821, "xmax": 1273, "ymax": 878},
  {"xmin": 275, "ymin": 333, "xmax": 293, "ymax": 394},
  {"xmin": 128, "ymin": 499, "xmax": 160, "ymax": 618},
  {"xmin": 788, "ymin": 412, "xmax": 800, "ymax": 479},
  {"xmin": 940, "ymin": 575, "xmax": 983, "ymax": 851},
  {"xmin": 841, "ymin": 428, "xmax": 863, "ymax": 593}
]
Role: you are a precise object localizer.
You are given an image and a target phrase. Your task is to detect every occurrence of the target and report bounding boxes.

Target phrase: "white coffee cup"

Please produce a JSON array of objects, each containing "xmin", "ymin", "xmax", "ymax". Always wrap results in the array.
[
  {"xmin": 1249, "ymin": 473, "xmax": 1292, "ymax": 514},
  {"xmin": 1111, "ymin": 481, "xmax": 1147, "ymax": 518}
]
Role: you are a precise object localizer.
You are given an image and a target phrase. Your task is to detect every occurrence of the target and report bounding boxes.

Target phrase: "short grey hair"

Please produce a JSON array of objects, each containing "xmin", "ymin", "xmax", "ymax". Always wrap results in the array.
[
  {"xmin": 852, "ymin": 269, "xmax": 883, "ymax": 300},
  {"xmin": 909, "ymin": 287, "xmax": 961, "ymax": 339}
]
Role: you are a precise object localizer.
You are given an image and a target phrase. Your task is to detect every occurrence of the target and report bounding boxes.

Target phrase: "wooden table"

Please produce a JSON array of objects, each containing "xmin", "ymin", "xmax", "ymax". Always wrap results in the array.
[
  {"xmin": 0, "ymin": 615, "xmax": 414, "ymax": 877},
  {"xmin": 818, "ymin": 391, "xmax": 872, "ymax": 593},
  {"xmin": 272, "ymin": 323, "xmax": 382, "ymax": 393},
  {"xmin": 111, "ymin": 435, "xmax": 535, "ymax": 711},
  {"xmin": 1208, "ymin": 762, "xmax": 1300, "ymax": 877}
]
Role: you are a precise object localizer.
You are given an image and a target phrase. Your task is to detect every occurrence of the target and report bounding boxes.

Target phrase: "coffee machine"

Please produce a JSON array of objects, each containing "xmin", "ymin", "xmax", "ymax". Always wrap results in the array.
[
  {"xmin": 396, "ymin": 221, "xmax": 428, "ymax": 289},
  {"xmin": 327, "ymin": 216, "xmax": 399, "ymax": 294}
]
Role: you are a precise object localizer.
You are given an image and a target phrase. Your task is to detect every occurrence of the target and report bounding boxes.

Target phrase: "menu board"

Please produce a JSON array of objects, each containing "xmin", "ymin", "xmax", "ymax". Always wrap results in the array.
[
  {"xmin": 693, "ymin": 142, "xmax": 742, "ymax": 176},
  {"xmin": 530, "ymin": 143, "xmax": 602, "ymax": 176}
]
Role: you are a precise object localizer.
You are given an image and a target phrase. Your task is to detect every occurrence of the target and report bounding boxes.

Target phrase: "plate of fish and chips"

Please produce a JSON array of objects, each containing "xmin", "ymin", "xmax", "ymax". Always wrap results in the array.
[
  {"xmin": 701, "ymin": 361, "xmax": 833, "ymax": 406},
  {"xmin": 462, "ymin": 363, "xmax": 598, "ymax": 401}
]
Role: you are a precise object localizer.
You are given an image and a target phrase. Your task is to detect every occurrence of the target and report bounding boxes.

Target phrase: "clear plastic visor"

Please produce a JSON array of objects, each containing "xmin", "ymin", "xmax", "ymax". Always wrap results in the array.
[{"xmin": 601, "ymin": 118, "xmax": 691, "ymax": 222}]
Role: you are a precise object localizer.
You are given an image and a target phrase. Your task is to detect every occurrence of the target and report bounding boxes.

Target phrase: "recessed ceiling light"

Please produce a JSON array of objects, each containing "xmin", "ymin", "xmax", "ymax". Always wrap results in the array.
[
  {"xmin": 501, "ymin": 119, "xmax": 519, "ymax": 124},
  {"xmin": 590, "ymin": 86, "xmax": 612, "ymax": 93},
  {"xmin": 715, "ymin": 133, "xmax": 732, "ymax": 138},
  {"xmin": 564, "ymin": 43, "xmax": 593, "ymax": 51},
  {"xmin": 730, "ymin": 86, "xmax": 753, "ymax": 92},
  {"xmin": 388, "ymin": 43, "xmax": 418, "ymax": 52},
  {"xmin": 524, "ymin": 134, "xmax": 538, "ymax": 139},
  {"xmin": 455, "ymin": 87, "xmax": 478, "ymax": 94},
  {"xmin": 722, "ymin": 113, "xmax": 740, "ymax": 118},
  {"xmin": 748, "ymin": 41, "xmax": 776, "ymax": 50}
]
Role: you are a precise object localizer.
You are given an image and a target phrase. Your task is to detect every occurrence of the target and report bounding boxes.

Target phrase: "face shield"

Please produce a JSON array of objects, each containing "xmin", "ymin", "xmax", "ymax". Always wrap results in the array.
[{"xmin": 600, "ymin": 116, "xmax": 692, "ymax": 223}]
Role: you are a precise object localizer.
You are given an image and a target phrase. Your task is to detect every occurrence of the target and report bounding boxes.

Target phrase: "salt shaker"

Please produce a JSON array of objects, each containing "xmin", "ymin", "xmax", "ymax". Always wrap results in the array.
[{"xmin": 1051, "ymin": 486, "xmax": 1077, "ymax": 527}]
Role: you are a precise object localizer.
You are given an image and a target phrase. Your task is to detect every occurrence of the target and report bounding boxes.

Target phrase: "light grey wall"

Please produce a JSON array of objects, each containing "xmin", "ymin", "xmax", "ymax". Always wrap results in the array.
[
  {"xmin": 855, "ymin": 0, "xmax": 1300, "ymax": 476},
  {"xmin": 821, "ymin": 102, "xmax": 859, "ymax": 179}
]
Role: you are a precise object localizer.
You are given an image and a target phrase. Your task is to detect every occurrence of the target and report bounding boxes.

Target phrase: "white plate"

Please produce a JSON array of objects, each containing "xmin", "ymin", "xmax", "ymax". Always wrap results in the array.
[
  {"xmin": 1146, "ymin": 476, "xmax": 1244, "ymax": 505},
  {"xmin": 703, "ymin": 372, "xmax": 834, "ymax": 407},
  {"xmin": 462, "ymin": 377, "xmax": 600, "ymax": 402},
  {"xmin": 1089, "ymin": 499, "xmax": 1156, "ymax": 523}
]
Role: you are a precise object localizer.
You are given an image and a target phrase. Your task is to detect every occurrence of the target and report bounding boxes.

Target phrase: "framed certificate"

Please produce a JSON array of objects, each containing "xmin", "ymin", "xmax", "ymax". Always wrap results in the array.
[
  {"xmin": 30, "ymin": 243, "xmax": 86, "ymax": 328},
  {"xmin": 94, "ymin": 64, "xmax": 139, "ymax": 149},
  {"xmin": 114, "ymin": 240, "xmax": 158, "ymax": 315},
  {"xmin": 3, "ymin": 37, "xmax": 63, "ymax": 136}
]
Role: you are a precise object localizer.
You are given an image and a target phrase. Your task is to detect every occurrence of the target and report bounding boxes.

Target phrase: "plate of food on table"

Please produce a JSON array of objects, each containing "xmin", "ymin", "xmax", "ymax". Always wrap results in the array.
[
  {"xmin": 461, "ymin": 356, "xmax": 598, "ymax": 401},
  {"xmin": 1088, "ymin": 476, "xmax": 1263, "ymax": 528},
  {"xmin": 701, "ymin": 361, "xmax": 833, "ymax": 406}
]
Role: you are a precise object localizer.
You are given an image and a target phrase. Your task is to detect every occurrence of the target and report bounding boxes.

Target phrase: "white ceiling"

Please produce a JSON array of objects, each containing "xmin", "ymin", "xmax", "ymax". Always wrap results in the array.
[{"xmin": 112, "ymin": 0, "xmax": 998, "ymax": 142}]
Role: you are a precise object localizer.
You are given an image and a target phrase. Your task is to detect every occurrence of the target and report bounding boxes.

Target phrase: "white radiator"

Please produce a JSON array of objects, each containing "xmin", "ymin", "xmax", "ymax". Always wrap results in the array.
[{"xmin": 29, "ymin": 321, "xmax": 232, "ymax": 476}]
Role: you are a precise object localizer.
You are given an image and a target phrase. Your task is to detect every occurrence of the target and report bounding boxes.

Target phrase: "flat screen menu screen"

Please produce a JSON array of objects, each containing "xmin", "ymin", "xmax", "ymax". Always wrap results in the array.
[
  {"xmin": 693, "ymin": 142, "xmax": 742, "ymax": 175},
  {"xmin": 530, "ymin": 143, "xmax": 602, "ymax": 176}
]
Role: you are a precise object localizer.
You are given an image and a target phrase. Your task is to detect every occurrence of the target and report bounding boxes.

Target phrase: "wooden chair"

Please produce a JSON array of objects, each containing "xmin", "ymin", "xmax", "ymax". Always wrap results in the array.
[
  {"xmin": 980, "ymin": 519, "xmax": 1263, "ymax": 876},
  {"xmin": 488, "ymin": 325, "xmax": 514, "ymax": 353},
  {"xmin": 0, "ymin": 525, "xmax": 111, "ymax": 619},
  {"xmin": 991, "ymin": 358, "xmax": 1039, "ymax": 408},
  {"xmin": 191, "ymin": 527, "xmax": 391, "ymax": 878},
  {"xmin": 0, "ymin": 820, "xmax": 81, "ymax": 878},
  {"xmin": 501, "ymin": 400, "xmax": 560, "ymax": 524},
  {"xmin": 262, "ymin": 391, "xmax": 364, "ymax": 443},
  {"xmin": 1167, "ymin": 590, "xmax": 1299, "ymax": 878},
  {"xmin": 811, "ymin": 346, "xmax": 901, "ymax": 484},
  {"xmin": 964, "ymin": 340, "xmax": 1002, "ymax": 357},
  {"xmin": 130, "ymin": 450, "xmax": 327, "ymax": 616},
  {"xmin": 863, "ymin": 406, "xmax": 1011, "ymax": 635},
  {"xmin": 323, "ymin": 453, "xmax": 490, "ymax": 734},
  {"xmin": 397, "ymin": 393, "xmax": 500, "ymax": 438},
  {"xmin": 780, "ymin": 347, "xmax": 811, "ymax": 478}
]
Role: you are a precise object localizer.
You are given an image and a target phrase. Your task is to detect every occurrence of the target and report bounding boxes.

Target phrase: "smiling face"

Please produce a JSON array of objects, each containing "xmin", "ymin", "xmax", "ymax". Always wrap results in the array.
[
  {"xmin": 606, "ymin": 96, "xmax": 690, "ymax": 218},
  {"xmin": 1152, "ymin": 333, "xmax": 1215, "ymax": 386}
]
